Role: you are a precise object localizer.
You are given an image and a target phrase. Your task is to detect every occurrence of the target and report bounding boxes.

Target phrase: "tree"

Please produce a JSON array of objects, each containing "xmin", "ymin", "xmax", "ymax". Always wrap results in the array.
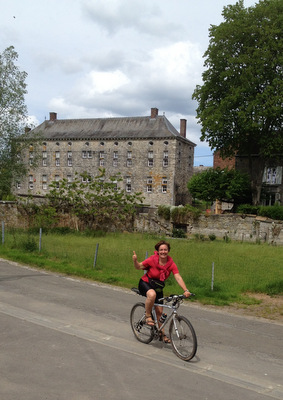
[
  {"xmin": 0, "ymin": 46, "xmax": 30, "ymax": 199},
  {"xmin": 192, "ymin": 0, "xmax": 283, "ymax": 205},
  {"xmin": 187, "ymin": 168, "xmax": 251, "ymax": 205},
  {"xmin": 23, "ymin": 169, "xmax": 145, "ymax": 231}
]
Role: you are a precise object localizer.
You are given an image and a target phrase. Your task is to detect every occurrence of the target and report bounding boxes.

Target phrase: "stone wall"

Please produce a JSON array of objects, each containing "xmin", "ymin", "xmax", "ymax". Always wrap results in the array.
[
  {"xmin": 1, "ymin": 202, "xmax": 282, "ymax": 245},
  {"xmin": 135, "ymin": 208, "xmax": 283, "ymax": 245}
]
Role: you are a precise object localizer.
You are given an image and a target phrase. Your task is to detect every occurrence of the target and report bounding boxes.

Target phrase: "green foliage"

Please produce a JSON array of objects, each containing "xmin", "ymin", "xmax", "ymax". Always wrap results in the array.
[
  {"xmin": 172, "ymin": 228, "xmax": 186, "ymax": 238},
  {"xmin": 158, "ymin": 205, "xmax": 171, "ymax": 220},
  {"xmin": 236, "ymin": 204, "xmax": 260, "ymax": 215},
  {"xmin": 170, "ymin": 205, "xmax": 201, "ymax": 223},
  {"xmin": 0, "ymin": 46, "xmax": 35, "ymax": 199},
  {"xmin": 209, "ymin": 234, "xmax": 216, "ymax": 241},
  {"xmin": 259, "ymin": 205, "xmax": 283, "ymax": 220},
  {"xmin": 188, "ymin": 167, "xmax": 251, "ymax": 203},
  {"xmin": 192, "ymin": 0, "xmax": 283, "ymax": 204},
  {"xmin": 25, "ymin": 169, "xmax": 144, "ymax": 231},
  {"xmin": 237, "ymin": 204, "xmax": 283, "ymax": 220},
  {"xmin": 21, "ymin": 236, "xmax": 37, "ymax": 252},
  {"xmin": 194, "ymin": 233, "xmax": 205, "ymax": 241}
]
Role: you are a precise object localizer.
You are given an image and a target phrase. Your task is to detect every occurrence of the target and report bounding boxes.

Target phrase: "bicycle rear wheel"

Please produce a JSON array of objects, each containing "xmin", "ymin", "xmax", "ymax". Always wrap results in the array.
[
  {"xmin": 130, "ymin": 302, "xmax": 154, "ymax": 344},
  {"xmin": 169, "ymin": 315, "xmax": 197, "ymax": 361}
]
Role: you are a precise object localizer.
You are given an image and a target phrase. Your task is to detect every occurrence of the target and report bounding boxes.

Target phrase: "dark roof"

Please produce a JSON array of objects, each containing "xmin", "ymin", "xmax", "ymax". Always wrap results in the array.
[{"xmin": 29, "ymin": 115, "xmax": 196, "ymax": 145}]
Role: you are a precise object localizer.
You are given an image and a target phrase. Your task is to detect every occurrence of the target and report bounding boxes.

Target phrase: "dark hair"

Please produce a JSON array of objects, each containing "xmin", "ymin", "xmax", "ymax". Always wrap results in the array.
[{"xmin": 155, "ymin": 240, "xmax": 170, "ymax": 252}]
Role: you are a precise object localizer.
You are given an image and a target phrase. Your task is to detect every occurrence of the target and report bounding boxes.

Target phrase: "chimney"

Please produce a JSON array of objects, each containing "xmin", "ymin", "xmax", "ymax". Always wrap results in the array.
[
  {"xmin": 180, "ymin": 119, "xmax": 187, "ymax": 138},
  {"xmin": 150, "ymin": 107, "xmax": 158, "ymax": 119},
  {"xmin": 49, "ymin": 112, "xmax": 57, "ymax": 121}
]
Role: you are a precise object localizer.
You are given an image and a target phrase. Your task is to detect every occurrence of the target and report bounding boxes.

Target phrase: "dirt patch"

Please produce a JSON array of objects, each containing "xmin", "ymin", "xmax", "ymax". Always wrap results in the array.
[{"xmin": 204, "ymin": 293, "xmax": 283, "ymax": 323}]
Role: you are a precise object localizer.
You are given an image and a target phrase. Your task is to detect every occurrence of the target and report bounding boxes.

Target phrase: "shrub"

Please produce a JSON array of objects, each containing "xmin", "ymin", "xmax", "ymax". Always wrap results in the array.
[
  {"xmin": 258, "ymin": 205, "xmax": 283, "ymax": 221},
  {"xmin": 172, "ymin": 228, "xmax": 186, "ymax": 238},
  {"xmin": 157, "ymin": 205, "xmax": 171, "ymax": 220},
  {"xmin": 21, "ymin": 236, "xmax": 37, "ymax": 252},
  {"xmin": 171, "ymin": 205, "xmax": 201, "ymax": 223},
  {"xmin": 209, "ymin": 234, "xmax": 216, "ymax": 241},
  {"xmin": 236, "ymin": 204, "xmax": 260, "ymax": 215}
]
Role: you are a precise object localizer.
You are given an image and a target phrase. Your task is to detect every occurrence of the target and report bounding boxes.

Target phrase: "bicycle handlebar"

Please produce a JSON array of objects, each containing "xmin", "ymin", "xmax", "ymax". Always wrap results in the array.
[{"xmin": 160, "ymin": 293, "xmax": 195, "ymax": 303}]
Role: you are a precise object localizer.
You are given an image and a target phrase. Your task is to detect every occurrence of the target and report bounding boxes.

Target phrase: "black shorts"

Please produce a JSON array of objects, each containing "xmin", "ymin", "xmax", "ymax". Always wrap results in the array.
[{"xmin": 138, "ymin": 278, "xmax": 164, "ymax": 303}]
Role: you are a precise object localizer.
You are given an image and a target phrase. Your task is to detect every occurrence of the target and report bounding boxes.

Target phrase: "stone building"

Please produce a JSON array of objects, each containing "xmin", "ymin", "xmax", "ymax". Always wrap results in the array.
[{"xmin": 17, "ymin": 108, "xmax": 196, "ymax": 207}]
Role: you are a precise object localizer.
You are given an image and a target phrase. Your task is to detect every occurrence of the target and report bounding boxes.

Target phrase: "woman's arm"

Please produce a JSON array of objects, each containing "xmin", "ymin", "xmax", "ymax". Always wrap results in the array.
[
  {"xmin": 132, "ymin": 251, "xmax": 145, "ymax": 270},
  {"xmin": 174, "ymin": 273, "xmax": 191, "ymax": 297}
]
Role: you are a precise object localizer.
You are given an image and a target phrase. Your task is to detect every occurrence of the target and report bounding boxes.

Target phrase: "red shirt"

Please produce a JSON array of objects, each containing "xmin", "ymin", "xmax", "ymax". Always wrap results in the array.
[{"xmin": 141, "ymin": 253, "xmax": 179, "ymax": 283}]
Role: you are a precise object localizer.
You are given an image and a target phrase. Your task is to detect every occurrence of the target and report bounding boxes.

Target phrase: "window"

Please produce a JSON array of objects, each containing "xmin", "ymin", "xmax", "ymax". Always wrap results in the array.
[
  {"xmin": 16, "ymin": 181, "xmax": 21, "ymax": 189},
  {"xmin": 68, "ymin": 158, "xmax": 72, "ymax": 166},
  {"xmin": 127, "ymin": 151, "xmax": 132, "ymax": 159},
  {"xmin": 82, "ymin": 150, "xmax": 87, "ymax": 158},
  {"xmin": 148, "ymin": 150, "xmax": 153, "ymax": 167},
  {"xmin": 163, "ymin": 151, "xmax": 169, "ymax": 167},
  {"xmin": 126, "ymin": 177, "xmax": 131, "ymax": 192},
  {"xmin": 82, "ymin": 175, "xmax": 91, "ymax": 183},
  {"xmin": 55, "ymin": 175, "xmax": 60, "ymax": 188},
  {"xmin": 99, "ymin": 151, "xmax": 105, "ymax": 159},
  {"xmin": 55, "ymin": 151, "xmax": 60, "ymax": 166},
  {"xmin": 29, "ymin": 175, "xmax": 34, "ymax": 190},
  {"xmin": 67, "ymin": 151, "xmax": 72, "ymax": 158},
  {"xmin": 67, "ymin": 175, "xmax": 72, "ymax": 187},
  {"xmin": 100, "ymin": 159, "xmax": 105, "ymax": 167},
  {"xmin": 42, "ymin": 159, "xmax": 47, "ymax": 167},
  {"xmin": 42, "ymin": 174, "xmax": 47, "ymax": 190},
  {"xmin": 147, "ymin": 177, "xmax": 153, "ymax": 193},
  {"xmin": 29, "ymin": 151, "xmax": 34, "ymax": 166},
  {"xmin": 162, "ymin": 177, "xmax": 167, "ymax": 193},
  {"xmin": 127, "ymin": 159, "xmax": 132, "ymax": 167},
  {"xmin": 87, "ymin": 150, "xmax": 92, "ymax": 158},
  {"xmin": 263, "ymin": 167, "xmax": 282, "ymax": 185},
  {"xmin": 113, "ymin": 151, "xmax": 118, "ymax": 166},
  {"xmin": 42, "ymin": 151, "xmax": 47, "ymax": 159}
]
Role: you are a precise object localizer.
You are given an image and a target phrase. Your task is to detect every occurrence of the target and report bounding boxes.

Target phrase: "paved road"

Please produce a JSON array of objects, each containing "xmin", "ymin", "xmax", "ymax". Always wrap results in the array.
[{"xmin": 0, "ymin": 258, "xmax": 282, "ymax": 400}]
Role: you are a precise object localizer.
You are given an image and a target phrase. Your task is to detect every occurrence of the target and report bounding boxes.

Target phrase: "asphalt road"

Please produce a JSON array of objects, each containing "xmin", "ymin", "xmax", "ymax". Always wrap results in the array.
[{"xmin": 0, "ymin": 258, "xmax": 282, "ymax": 400}]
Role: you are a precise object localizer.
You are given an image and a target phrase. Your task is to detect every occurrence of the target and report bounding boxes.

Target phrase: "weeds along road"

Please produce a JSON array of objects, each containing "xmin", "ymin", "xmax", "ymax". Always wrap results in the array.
[{"xmin": 0, "ymin": 258, "xmax": 282, "ymax": 400}]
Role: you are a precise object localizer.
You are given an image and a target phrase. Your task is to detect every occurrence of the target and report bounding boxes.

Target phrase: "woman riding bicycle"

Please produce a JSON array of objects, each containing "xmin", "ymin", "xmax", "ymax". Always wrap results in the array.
[{"xmin": 133, "ymin": 240, "xmax": 191, "ymax": 343}]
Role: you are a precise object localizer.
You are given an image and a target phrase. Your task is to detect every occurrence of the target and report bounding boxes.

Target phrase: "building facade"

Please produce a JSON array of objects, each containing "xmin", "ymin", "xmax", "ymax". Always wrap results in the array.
[
  {"xmin": 214, "ymin": 150, "xmax": 283, "ymax": 206},
  {"xmin": 17, "ymin": 108, "xmax": 196, "ymax": 207}
]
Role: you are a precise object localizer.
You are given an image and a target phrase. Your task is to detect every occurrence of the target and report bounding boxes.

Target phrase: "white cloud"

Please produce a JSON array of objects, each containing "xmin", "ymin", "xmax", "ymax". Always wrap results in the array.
[{"xmin": 0, "ymin": 0, "xmax": 258, "ymax": 166}]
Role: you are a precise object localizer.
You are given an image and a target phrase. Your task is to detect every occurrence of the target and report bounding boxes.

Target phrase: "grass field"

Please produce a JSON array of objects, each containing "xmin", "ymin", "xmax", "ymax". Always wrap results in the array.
[{"xmin": 0, "ymin": 230, "xmax": 282, "ymax": 307}]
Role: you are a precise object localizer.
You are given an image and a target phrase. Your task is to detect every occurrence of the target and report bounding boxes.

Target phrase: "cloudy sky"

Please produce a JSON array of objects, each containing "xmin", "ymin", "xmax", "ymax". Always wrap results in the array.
[{"xmin": 1, "ymin": 0, "xmax": 257, "ymax": 166}]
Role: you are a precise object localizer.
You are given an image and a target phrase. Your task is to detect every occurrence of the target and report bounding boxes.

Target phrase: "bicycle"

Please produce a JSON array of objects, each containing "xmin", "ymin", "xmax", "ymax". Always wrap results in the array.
[{"xmin": 130, "ymin": 288, "xmax": 197, "ymax": 361}]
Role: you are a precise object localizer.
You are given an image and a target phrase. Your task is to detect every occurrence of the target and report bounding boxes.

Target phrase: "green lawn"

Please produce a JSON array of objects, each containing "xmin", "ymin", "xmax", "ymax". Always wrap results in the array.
[{"xmin": 0, "ymin": 230, "xmax": 282, "ymax": 306}]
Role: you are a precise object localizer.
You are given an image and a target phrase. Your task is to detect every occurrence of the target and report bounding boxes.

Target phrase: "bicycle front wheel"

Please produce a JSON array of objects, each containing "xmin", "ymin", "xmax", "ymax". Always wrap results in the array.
[
  {"xmin": 169, "ymin": 315, "xmax": 197, "ymax": 361},
  {"xmin": 130, "ymin": 302, "xmax": 154, "ymax": 344}
]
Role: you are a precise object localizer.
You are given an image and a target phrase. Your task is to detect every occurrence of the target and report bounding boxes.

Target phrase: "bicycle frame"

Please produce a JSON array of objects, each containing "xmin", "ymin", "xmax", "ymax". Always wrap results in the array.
[{"xmin": 151, "ymin": 297, "xmax": 182, "ymax": 337}]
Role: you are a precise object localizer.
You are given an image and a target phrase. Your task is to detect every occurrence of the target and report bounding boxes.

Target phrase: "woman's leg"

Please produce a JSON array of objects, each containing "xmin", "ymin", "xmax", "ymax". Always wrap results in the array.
[{"xmin": 145, "ymin": 289, "xmax": 156, "ymax": 318}]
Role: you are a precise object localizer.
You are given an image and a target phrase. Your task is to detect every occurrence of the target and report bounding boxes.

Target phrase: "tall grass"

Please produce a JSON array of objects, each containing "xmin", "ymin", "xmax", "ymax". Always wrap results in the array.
[{"xmin": 0, "ymin": 230, "xmax": 282, "ymax": 306}]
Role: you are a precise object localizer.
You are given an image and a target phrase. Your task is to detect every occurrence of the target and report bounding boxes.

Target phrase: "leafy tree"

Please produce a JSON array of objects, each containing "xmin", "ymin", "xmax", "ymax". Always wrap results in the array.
[
  {"xmin": 39, "ymin": 169, "xmax": 144, "ymax": 231},
  {"xmin": 192, "ymin": 0, "xmax": 283, "ymax": 205},
  {"xmin": 187, "ymin": 168, "xmax": 251, "ymax": 205},
  {"xmin": 0, "ymin": 46, "xmax": 33, "ymax": 199}
]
